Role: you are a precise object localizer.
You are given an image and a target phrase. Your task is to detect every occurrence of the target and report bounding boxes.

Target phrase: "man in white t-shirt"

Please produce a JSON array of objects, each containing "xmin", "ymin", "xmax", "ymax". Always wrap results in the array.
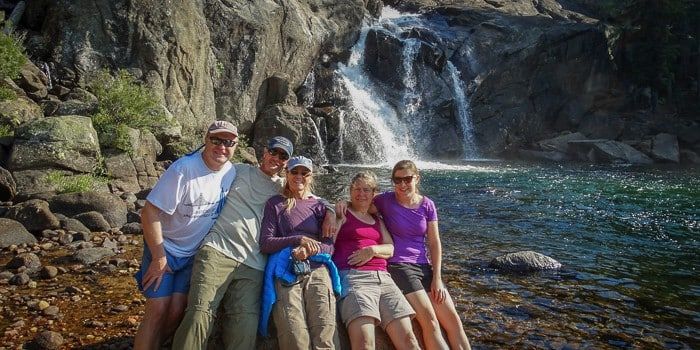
[{"xmin": 133, "ymin": 120, "xmax": 239, "ymax": 350}]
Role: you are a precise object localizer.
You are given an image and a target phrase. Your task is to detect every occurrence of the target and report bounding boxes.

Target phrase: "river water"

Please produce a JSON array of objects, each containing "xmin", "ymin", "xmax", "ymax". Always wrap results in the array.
[{"xmin": 315, "ymin": 162, "xmax": 699, "ymax": 349}]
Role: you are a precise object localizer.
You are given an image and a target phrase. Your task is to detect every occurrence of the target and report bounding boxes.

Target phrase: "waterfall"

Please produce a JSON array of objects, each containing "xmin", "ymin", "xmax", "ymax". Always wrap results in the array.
[
  {"xmin": 337, "ymin": 23, "xmax": 414, "ymax": 164},
  {"xmin": 447, "ymin": 61, "xmax": 479, "ymax": 158},
  {"xmin": 331, "ymin": 6, "xmax": 480, "ymax": 164},
  {"xmin": 309, "ymin": 116, "xmax": 329, "ymax": 165},
  {"xmin": 40, "ymin": 62, "xmax": 53, "ymax": 90},
  {"xmin": 301, "ymin": 71, "xmax": 315, "ymax": 107}
]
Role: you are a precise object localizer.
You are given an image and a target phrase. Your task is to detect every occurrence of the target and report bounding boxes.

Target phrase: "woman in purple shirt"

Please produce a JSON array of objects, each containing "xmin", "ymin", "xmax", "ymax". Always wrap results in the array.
[
  {"xmin": 374, "ymin": 160, "xmax": 471, "ymax": 350},
  {"xmin": 259, "ymin": 156, "xmax": 336, "ymax": 350}
]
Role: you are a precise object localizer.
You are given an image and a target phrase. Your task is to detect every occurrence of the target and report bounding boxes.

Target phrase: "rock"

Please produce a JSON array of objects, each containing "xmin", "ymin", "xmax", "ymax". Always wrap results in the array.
[
  {"xmin": 516, "ymin": 149, "xmax": 568, "ymax": 162},
  {"xmin": 578, "ymin": 114, "xmax": 626, "ymax": 140},
  {"xmin": 126, "ymin": 211, "xmax": 141, "ymax": 224},
  {"xmin": 0, "ymin": 218, "xmax": 37, "ymax": 248},
  {"xmin": 4, "ymin": 199, "xmax": 60, "ymax": 232},
  {"xmin": 120, "ymin": 222, "xmax": 142, "ymax": 235},
  {"xmin": 650, "ymin": 133, "xmax": 679, "ymax": 163},
  {"xmin": 34, "ymin": 330, "xmax": 64, "ymax": 350},
  {"xmin": 58, "ymin": 232, "xmax": 74, "ymax": 245},
  {"xmin": 111, "ymin": 305, "xmax": 129, "ymax": 313},
  {"xmin": 0, "ymin": 97, "xmax": 43, "ymax": 127},
  {"xmin": 43, "ymin": 305, "xmax": 60, "ymax": 316},
  {"xmin": 59, "ymin": 217, "xmax": 90, "ymax": 234},
  {"xmin": 40, "ymin": 266, "xmax": 58, "ymax": 279},
  {"xmin": 72, "ymin": 211, "xmax": 111, "ymax": 232},
  {"xmin": 73, "ymin": 231, "xmax": 92, "ymax": 242},
  {"xmin": 54, "ymin": 99, "xmax": 98, "ymax": 116},
  {"xmin": 9, "ymin": 272, "xmax": 30, "ymax": 285},
  {"xmin": 9, "ymin": 170, "xmax": 60, "ymax": 200},
  {"xmin": 6, "ymin": 252, "xmax": 42, "ymax": 269},
  {"xmin": 490, "ymin": 251, "xmax": 562, "ymax": 272},
  {"xmin": 73, "ymin": 247, "xmax": 116, "ymax": 265},
  {"xmin": 101, "ymin": 238, "xmax": 118, "ymax": 250},
  {"xmin": 48, "ymin": 192, "xmax": 127, "ymax": 228},
  {"xmin": 7, "ymin": 116, "xmax": 101, "ymax": 174},
  {"xmin": 536, "ymin": 132, "xmax": 588, "ymax": 153},
  {"xmin": 568, "ymin": 140, "xmax": 653, "ymax": 165},
  {"xmin": 37, "ymin": 300, "xmax": 50, "ymax": 310},
  {"xmin": 0, "ymin": 270, "xmax": 13, "ymax": 280},
  {"xmin": 0, "ymin": 166, "xmax": 17, "ymax": 202},
  {"xmin": 16, "ymin": 61, "xmax": 49, "ymax": 101},
  {"xmin": 680, "ymin": 149, "xmax": 700, "ymax": 164}
]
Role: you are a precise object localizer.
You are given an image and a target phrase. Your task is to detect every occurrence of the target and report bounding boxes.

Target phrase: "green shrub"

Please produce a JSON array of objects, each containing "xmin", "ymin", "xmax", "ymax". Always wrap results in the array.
[
  {"xmin": 88, "ymin": 69, "xmax": 167, "ymax": 153},
  {"xmin": 0, "ymin": 85, "xmax": 16, "ymax": 101},
  {"xmin": 0, "ymin": 26, "xmax": 26, "ymax": 81},
  {"xmin": 45, "ymin": 171, "xmax": 107, "ymax": 194},
  {"xmin": 0, "ymin": 124, "xmax": 13, "ymax": 137}
]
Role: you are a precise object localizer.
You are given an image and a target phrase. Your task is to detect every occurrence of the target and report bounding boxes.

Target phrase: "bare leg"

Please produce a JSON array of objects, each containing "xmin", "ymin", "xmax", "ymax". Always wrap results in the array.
[
  {"xmin": 384, "ymin": 316, "xmax": 420, "ymax": 350},
  {"xmin": 432, "ymin": 291, "xmax": 471, "ymax": 350},
  {"xmin": 134, "ymin": 296, "xmax": 173, "ymax": 350},
  {"xmin": 404, "ymin": 290, "xmax": 449, "ymax": 350},
  {"xmin": 347, "ymin": 316, "xmax": 376, "ymax": 350}
]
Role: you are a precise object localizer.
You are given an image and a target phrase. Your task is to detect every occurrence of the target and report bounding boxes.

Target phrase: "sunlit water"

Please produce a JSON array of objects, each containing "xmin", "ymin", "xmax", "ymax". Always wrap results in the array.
[{"xmin": 316, "ymin": 162, "xmax": 700, "ymax": 349}]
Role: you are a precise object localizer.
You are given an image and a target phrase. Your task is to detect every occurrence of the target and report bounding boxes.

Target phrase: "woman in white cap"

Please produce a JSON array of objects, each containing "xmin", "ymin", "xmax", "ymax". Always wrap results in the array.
[{"xmin": 259, "ymin": 156, "xmax": 337, "ymax": 350}]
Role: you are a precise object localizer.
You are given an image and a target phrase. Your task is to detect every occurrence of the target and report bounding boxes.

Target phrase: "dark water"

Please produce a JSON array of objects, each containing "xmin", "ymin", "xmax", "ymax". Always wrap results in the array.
[{"xmin": 316, "ymin": 162, "xmax": 700, "ymax": 349}]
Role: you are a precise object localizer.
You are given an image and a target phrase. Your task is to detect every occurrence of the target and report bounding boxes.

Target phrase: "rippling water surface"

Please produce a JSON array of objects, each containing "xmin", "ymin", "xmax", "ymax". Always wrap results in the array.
[{"xmin": 316, "ymin": 162, "xmax": 700, "ymax": 349}]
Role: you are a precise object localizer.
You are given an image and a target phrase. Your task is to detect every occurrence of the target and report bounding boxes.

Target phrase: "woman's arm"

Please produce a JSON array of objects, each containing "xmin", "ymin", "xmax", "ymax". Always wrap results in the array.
[
  {"xmin": 259, "ymin": 200, "xmax": 300, "ymax": 254},
  {"xmin": 347, "ymin": 219, "xmax": 394, "ymax": 266},
  {"xmin": 426, "ymin": 220, "xmax": 447, "ymax": 304}
]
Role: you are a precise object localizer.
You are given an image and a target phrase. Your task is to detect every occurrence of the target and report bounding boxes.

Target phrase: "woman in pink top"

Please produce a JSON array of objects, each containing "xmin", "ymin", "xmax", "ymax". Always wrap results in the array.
[
  {"xmin": 374, "ymin": 160, "xmax": 471, "ymax": 350},
  {"xmin": 334, "ymin": 171, "xmax": 419, "ymax": 349}
]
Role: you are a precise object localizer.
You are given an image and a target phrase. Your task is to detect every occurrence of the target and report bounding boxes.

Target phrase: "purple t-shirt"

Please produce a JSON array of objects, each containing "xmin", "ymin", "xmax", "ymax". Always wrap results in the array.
[
  {"xmin": 373, "ymin": 192, "xmax": 437, "ymax": 264},
  {"xmin": 259, "ymin": 195, "xmax": 334, "ymax": 256}
]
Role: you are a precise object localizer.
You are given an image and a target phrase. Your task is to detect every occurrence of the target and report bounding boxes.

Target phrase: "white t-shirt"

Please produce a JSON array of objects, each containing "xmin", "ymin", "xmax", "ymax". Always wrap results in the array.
[{"xmin": 147, "ymin": 152, "xmax": 236, "ymax": 257}]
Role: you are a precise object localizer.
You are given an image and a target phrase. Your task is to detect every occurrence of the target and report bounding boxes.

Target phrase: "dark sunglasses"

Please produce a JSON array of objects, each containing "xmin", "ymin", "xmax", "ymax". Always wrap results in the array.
[
  {"xmin": 268, "ymin": 148, "xmax": 290, "ymax": 161},
  {"xmin": 392, "ymin": 175, "xmax": 415, "ymax": 185},
  {"xmin": 209, "ymin": 136, "xmax": 237, "ymax": 147},
  {"xmin": 289, "ymin": 169, "xmax": 311, "ymax": 178}
]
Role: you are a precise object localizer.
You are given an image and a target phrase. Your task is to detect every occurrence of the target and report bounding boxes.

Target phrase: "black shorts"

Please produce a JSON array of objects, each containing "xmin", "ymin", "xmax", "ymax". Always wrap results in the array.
[{"xmin": 387, "ymin": 263, "xmax": 433, "ymax": 295}]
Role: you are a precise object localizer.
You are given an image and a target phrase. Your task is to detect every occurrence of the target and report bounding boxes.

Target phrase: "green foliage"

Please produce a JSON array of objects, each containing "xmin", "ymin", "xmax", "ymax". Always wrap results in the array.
[
  {"xmin": 0, "ymin": 85, "xmax": 16, "ymax": 101},
  {"xmin": 603, "ymin": 0, "xmax": 700, "ymax": 103},
  {"xmin": 230, "ymin": 134, "xmax": 251, "ymax": 163},
  {"xmin": 88, "ymin": 69, "xmax": 167, "ymax": 153},
  {"xmin": 0, "ymin": 124, "xmax": 13, "ymax": 137},
  {"xmin": 0, "ymin": 23, "xmax": 26, "ymax": 81},
  {"xmin": 45, "ymin": 171, "xmax": 107, "ymax": 194}
]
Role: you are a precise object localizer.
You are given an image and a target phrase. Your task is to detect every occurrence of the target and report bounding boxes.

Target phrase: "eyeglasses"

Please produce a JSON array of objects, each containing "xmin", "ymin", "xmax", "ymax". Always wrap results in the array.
[
  {"xmin": 268, "ymin": 148, "xmax": 290, "ymax": 161},
  {"xmin": 289, "ymin": 169, "xmax": 311, "ymax": 178},
  {"xmin": 392, "ymin": 175, "xmax": 415, "ymax": 185},
  {"xmin": 209, "ymin": 137, "xmax": 237, "ymax": 147}
]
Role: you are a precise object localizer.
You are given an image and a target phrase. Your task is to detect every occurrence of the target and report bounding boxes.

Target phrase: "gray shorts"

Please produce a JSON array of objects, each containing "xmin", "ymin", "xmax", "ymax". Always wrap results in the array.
[{"xmin": 338, "ymin": 270, "xmax": 415, "ymax": 330}]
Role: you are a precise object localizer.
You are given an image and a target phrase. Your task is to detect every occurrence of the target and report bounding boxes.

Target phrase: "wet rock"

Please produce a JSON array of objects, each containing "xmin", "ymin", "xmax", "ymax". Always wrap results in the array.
[
  {"xmin": 49, "ymin": 191, "xmax": 127, "ymax": 228},
  {"xmin": 4, "ymin": 199, "xmax": 61, "ymax": 232},
  {"xmin": 0, "ymin": 218, "xmax": 37, "ymax": 248},
  {"xmin": 111, "ymin": 304, "xmax": 129, "ymax": 313},
  {"xmin": 7, "ymin": 252, "xmax": 42, "ymax": 269},
  {"xmin": 73, "ymin": 247, "xmax": 116, "ymax": 265},
  {"xmin": 43, "ymin": 305, "xmax": 60, "ymax": 316},
  {"xmin": 121, "ymin": 222, "xmax": 142, "ymax": 235},
  {"xmin": 650, "ymin": 133, "xmax": 679, "ymax": 163},
  {"xmin": 9, "ymin": 272, "xmax": 30, "ymax": 285},
  {"xmin": 72, "ymin": 211, "xmax": 111, "ymax": 232},
  {"xmin": 34, "ymin": 330, "xmax": 64, "ymax": 349},
  {"xmin": 40, "ymin": 266, "xmax": 58, "ymax": 279},
  {"xmin": 59, "ymin": 217, "xmax": 90, "ymax": 234},
  {"xmin": 0, "ymin": 166, "xmax": 16, "ymax": 202},
  {"xmin": 490, "ymin": 250, "xmax": 562, "ymax": 272}
]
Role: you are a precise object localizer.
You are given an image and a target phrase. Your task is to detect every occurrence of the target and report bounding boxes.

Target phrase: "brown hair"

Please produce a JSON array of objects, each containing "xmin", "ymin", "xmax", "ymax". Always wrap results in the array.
[
  {"xmin": 349, "ymin": 171, "xmax": 379, "ymax": 194},
  {"xmin": 391, "ymin": 160, "xmax": 420, "ymax": 193}
]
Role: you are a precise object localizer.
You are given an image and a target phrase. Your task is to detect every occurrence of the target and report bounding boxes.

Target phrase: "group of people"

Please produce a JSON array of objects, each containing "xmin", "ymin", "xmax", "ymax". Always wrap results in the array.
[{"xmin": 132, "ymin": 120, "xmax": 471, "ymax": 350}]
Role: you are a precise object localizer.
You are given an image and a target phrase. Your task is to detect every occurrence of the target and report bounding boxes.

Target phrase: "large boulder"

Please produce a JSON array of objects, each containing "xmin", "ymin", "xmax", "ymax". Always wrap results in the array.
[
  {"xmin": 0, "ymin": 218, "xmax": 37, "ymax": 248},
  {"xmin": 0, "ymin": 97, "xmax": 43, "ymax": 127},
  {"xmin": 490, "ymin": 251, "xmax": 562, "ymax": 272},
  {"xmin": 4, "ymin": 199, "xmax": 60, "ymax": 232},
  {"xmin": 48, "ymin": 192, "xmax": 127, "ymax": 228},
  {"xmin": 650, "ymin": 133, "xmax": 679, "ymax": 163},
  {"xmin": 103, "ymin": 127, "xmax": 162, "ymax": 192},
  {"xmin": 7, "ymin": 115, "xmax": 101, "ymax": 173},
  {"xmin": 73, "ymin": 211, "xmax": 111, "ymax": 232},
  {"xmin": 73, "ymin": 247, "xmax": 116, "ymax": 265},
  {"xmin": 10, "ymin": 169, "xmax": 61, "ymax": 201},
  {"xmin": 568, "ymin": 139, "xmax": 653, "ymax": 165},
  {"xmin": 0, "ymin": 166, "xmax": 16, "ymax": 201}
]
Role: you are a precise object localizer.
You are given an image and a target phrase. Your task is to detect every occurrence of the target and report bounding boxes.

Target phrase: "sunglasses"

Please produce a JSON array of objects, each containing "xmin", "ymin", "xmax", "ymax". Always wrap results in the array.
[
  {"xmin": 392, "ymin": 175, "xmax": 415, "ymax": 185},
  {"xmin": 268, "ymin": 148, "xmax": 290, "ymax": 161},
  {"xmin": 209, "ymin": 137, "xmax": 237, "ymax": 147},
  {"xmin": 289, "ymin": 169, "xmax": 311, "ymax": 178}
]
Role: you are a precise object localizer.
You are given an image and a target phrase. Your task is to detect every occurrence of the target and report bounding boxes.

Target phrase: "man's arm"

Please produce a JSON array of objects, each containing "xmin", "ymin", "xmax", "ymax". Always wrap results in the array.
[{"xmin": 140, "ymin": 201, "xmax": 171, "ymax": 292}]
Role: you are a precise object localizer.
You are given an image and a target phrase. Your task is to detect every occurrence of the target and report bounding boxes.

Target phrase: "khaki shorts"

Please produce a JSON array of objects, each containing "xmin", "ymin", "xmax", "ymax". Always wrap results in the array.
[{"xmin": 339, "ymin": 270, "xmax": 415, "ymax": 329}]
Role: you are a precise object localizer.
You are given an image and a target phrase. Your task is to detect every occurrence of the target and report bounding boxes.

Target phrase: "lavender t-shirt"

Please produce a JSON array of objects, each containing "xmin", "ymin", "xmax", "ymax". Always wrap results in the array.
[{"xmin": 373, "ymin": 192, "xmax": 438, "ymax": 264}]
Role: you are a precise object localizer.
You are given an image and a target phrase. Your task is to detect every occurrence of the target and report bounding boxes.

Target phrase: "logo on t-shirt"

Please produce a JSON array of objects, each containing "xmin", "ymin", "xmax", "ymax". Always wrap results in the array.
[{"xmin": 183, "ymin": 193, "xmax": 220, "ymax": 219}]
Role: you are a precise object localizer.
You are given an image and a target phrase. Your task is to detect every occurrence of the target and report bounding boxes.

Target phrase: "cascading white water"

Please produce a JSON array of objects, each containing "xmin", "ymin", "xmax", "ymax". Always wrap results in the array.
[
  {"xmin": 337, "ymin": 22, "xmax": 414, "ymax": 164},
  {"xmin": 308, "ymin": 116, "xmax": 329, "ymax": 165},
  {"xmin": 334, "ymin": 6, "xmax": 481, "ymax": 165},
  {"xmin": 447, "ymin": 61, "xmax": 479, "ymax": 158}
]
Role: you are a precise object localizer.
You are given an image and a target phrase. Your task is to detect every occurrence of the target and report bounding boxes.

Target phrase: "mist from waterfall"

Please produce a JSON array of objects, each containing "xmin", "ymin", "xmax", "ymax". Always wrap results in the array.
[{"xmin": 334, "ymin": 6, "xmax": 480, "ymax": 166}]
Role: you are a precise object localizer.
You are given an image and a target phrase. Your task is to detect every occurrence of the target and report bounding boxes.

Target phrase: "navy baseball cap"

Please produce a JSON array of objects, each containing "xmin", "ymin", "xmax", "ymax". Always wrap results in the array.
[{"xmin": 267, "ymin": 136, "xmax": 293, "ymax": 157}]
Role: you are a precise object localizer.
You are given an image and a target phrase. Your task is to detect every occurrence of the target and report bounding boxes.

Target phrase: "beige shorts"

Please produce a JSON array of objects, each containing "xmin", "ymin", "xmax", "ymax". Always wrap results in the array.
[{"xmin": 339, "ymin": 270, "xmax": 415, "ymax": 330}]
